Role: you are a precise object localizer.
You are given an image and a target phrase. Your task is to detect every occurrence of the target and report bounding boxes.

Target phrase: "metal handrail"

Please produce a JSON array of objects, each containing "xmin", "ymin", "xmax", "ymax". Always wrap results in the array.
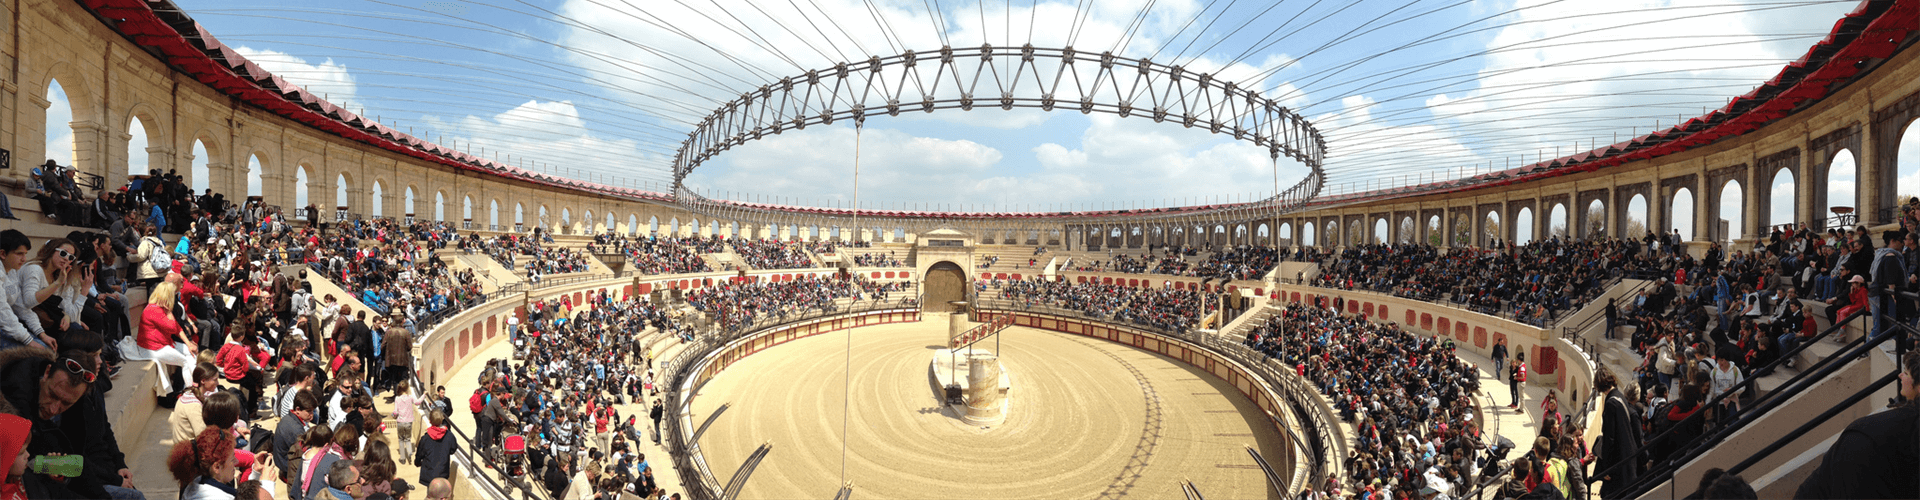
[
  {"xmin": 1724, "ymin": 369, "xmax": 1901, "ymax": 476},
  {"xmin": 1589, "ymin": 308, "xmax": 1874, "ymax": 496},
  {"xmin": 404, "ymin": 372, "xmax": 555, "ymax": 500}
]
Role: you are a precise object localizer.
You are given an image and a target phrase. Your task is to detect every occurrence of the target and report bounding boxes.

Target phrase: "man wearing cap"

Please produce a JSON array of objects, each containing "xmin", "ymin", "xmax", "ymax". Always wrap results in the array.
[{"xmin": 1870, "ymin": 229, "xmax": 1909, "ymax": 343}]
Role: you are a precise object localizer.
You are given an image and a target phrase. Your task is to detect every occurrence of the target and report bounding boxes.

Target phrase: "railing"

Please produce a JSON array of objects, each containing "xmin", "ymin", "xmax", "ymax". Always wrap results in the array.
[
  {"xmin": 1588, "ymin": 309, "xmax": 1873, "ymax": 498},
  {"xmin": 404, "ymin": 371, "xmax": 556, "ymax": 500},
  {"xmin": 1558, "ymin": 277, "xmax": 1659, "ymax": 363},
  {"xmin": 969, "ymin": 301, "xmax": 1343, "ymax": 496},
  {"xmin": 527, "ymin": 272, "xmax": 620, "ymax": 290},
  {"xmin": 660, "ymin": 300, "xmax": 923, "ymax": 500},
  {"xmin": 74, "ymin": 169, "xmax": 104, "ymax": 191}
]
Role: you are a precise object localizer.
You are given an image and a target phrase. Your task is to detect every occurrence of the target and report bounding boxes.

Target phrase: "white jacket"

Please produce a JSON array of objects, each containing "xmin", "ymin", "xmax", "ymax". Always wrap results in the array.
[{"xmin": 0, "ymin": 266, "xmax": 41, "ymax": 344}]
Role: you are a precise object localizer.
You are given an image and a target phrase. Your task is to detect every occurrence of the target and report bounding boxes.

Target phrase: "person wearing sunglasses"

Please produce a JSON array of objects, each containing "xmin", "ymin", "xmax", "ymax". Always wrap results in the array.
[
  {"xmin": 17, "ymin": 238, "xmax": 89, "ymax": 341},
  {"xmin": 0, "ymin": 345, "xmax": 113, "ymax": 498}
]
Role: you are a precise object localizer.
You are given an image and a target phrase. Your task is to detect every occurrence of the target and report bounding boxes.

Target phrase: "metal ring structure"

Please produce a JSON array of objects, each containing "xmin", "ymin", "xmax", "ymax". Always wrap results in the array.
[{"xmin": 669, "ymin": 44, "xmax": 1326, "ymax": 230}]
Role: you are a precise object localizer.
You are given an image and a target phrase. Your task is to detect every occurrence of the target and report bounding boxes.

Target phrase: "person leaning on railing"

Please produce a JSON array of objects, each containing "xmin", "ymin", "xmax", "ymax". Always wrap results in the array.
[{"xmin": 1794, "ymin": 350, "xmax": 1920, "ymax": 499}]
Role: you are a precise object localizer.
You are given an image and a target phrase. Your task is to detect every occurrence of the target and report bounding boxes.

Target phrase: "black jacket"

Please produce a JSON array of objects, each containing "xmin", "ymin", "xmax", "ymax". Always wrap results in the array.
[
  {"xmin": 1795, "ymin": 403, "xmax": 1919, "ymax": 499},
  {"xmin": 416, "ymin": 426, "xmax": 457, "ymax": 484},
  {"xmin": 1595, "ymin": 389, "xmax": 1642, "ymax": 496},
  {"xmin": 348, "ymin": 320, "xmax": 374, "ymax": 354},
  {"xmin": 0, "ymin": 347, "xmax": 101, "ymax": 499},
  {"xmin": 274, "ymin": 415, "xmax": 307, "ymax": 471}
]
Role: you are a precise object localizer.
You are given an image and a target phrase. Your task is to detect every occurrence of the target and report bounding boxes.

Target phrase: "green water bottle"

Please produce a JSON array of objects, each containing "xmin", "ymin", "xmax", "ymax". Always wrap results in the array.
[{"xmin": 30, "ymin": 455, "xmax": 83, "ymax": 477}]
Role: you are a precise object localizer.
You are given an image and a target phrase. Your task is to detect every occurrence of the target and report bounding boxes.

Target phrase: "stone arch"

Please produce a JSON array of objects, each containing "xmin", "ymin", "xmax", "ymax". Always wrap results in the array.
[
  {"xmin": 1426, "ymin": 215, "xmax": 1442, "ymax": 245},
  {"xmin": 370, "ymin": 177, "xmax": 390, "ymax": 218},
  {"xmin": 119, "ymin": 104, "xmax": 167, "ymax": 181},
  {"xmin": 1515, "ymin": 207, "xmax": 1535, "ymax": 244},
  {"xmin": 1483, "ymin": 210, "xmax": 1501, "ymax": 246},
  {"xmin": 1828, "ymin": 148, "xmax": 1858, "ymax": 221},
  {"xmin": 1278, "ymin": 223, "xmax": 1293, "ymax": 246},
  {"xmin": 649, "ymin": 216, "xmax": 660, "ymax": 235},
  {"xmin": 187, "ymin": 132, "xmax": 225, "ymax": 194},
  {"xmin": 1302, "ymin": 223, "xmax": 1317, "ymax": 246},
  {"xmin": 1626, "ymin": 194, "xmax": 1649, "ymax": 237},
  {"xmin": 243, "ymin": 150, "xmax": 271, "ymax": 200},
  {"xmin": 1716, "ymin": 177, "xmax": 1745, "ymax": 243},
  {"xmin": 1372, "ymin": 218, "xmax": 1387, "ymax": 244},
  {"xmin": 295, "ymin": 163, "xmax": 319, "ymax": 220},
  {"xmin": 1899, "ymin": 118, "xmax": 1920, "ymax": 204},
  {"xmin": 335, "ymin": 171, "xmax": 357, "ymax": 219},
  {"xmin": 1768, "ymin": 154, "xmax": 1799, "ymax": 229},
  {"xmin": 1396, "ymin": 216, "xmax": 1413, "ymax": 244},
  {"xmin": 1671, "ymin": 187, "xmax": 1695, "ymax": 240},
  {"xmin": 35, "ymin": 62, "xmax": 98, "ymax": 178},
  {"xmin": 404, "ymin": 184, "xmax": 422, "ymax": 221},
  {"xmin": 1549, "ymin": 203, "xmax": 1568, "ymax": 238}
]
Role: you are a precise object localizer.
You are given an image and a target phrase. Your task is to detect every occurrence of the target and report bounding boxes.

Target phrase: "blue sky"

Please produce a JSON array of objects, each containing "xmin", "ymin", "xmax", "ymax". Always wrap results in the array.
[{"xmin": 55, "ymin": 0, "xmax": 1916, "ymax": 225}]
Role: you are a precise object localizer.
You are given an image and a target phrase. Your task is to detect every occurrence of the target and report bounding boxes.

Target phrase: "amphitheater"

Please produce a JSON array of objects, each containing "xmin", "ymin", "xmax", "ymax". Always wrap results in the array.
[{"xmin": 1, "ymin": 0, "xmax": 1919, "ymax": 499}]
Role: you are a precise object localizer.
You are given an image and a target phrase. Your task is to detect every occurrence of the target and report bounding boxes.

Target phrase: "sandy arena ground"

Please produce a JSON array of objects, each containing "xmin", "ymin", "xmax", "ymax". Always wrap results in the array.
[{"xmin": 688, "ymin": 318, "xmax": 1290, "ymax": 500}]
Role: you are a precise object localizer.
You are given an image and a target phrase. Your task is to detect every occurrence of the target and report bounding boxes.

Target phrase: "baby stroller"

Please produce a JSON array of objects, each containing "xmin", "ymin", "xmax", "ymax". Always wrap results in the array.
[{"xmin": 500, "ymin": 433, "xmax": 531, "ymax": 499}]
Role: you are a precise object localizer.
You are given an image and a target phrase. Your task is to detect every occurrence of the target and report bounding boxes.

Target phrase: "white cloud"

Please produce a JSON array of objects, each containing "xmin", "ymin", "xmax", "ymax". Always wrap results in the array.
[
  {"xmin": 234, "ymin": 47, "xmax": 361, "ymax": 112},
  {"xmin": 1325, "ymin": 0, "xmax": 1855, "ymax": 183},
  {"xmin": 423, "ymin": 99, "xmax": 657, "ymax": 185},
  {"xmin": 681, "ymin": 125, "xmax": 1004, "ymax": 206}
]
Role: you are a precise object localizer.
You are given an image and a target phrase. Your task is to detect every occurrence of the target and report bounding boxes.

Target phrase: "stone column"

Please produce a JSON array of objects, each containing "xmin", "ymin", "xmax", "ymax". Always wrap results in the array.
[{"xmin": 964, "ymin": 353, "xmax": 1005, "ymax": 423}]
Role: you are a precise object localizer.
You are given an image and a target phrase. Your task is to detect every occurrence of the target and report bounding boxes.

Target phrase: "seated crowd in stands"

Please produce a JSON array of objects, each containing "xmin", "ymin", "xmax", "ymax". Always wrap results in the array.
[
  {"xmin": 460, "ymin": 232, "xmax": 592, "ymax": 280},
  {"xmin": 686, "ymin": 274, "xmax": 907, "ymax": 332},
  {"xmin": 1243, "ymin": 301, "xmax": 1491, "ymax": 499},
  {"xmin": 612, "ymin": 235, "xmax": 720, "ymax": 275},
  {"xmin": 850, "ymin": 252, "xmax": 904, "ymax": 267},
  {"xmin": 991, "ymin": 278, "xmax": 1218, "ymax": 333},
  {"xmin": 1313, "ymin": 238, "xmax": 1654, "ymax": 326},
  {"xmin": 1057, "ymin": 244, "xmax": 1279, "ymax": 281},
  {"xmin": 728, "ymin": 237, "xmax": 815, "ymax": 269},
  {"xmin": 805, "ymin": 239, "xmax": 870, "ymax": 255}
]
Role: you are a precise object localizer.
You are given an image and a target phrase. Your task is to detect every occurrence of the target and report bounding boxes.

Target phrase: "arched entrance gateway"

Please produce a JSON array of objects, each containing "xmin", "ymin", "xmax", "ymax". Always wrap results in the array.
[{"xmin": 922, "ymin": 262, "xmax": 967, "ymax": 312}]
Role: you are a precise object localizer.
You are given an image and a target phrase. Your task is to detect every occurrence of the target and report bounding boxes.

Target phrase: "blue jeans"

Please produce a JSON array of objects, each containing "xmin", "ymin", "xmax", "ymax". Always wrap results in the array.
[{"xmin": 1872, "ymin": 294, "xmax": 1900, "ymax": 340}]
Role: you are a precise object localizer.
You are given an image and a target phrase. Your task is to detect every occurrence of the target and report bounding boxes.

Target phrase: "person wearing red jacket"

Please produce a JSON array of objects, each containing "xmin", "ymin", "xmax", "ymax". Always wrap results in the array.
[{"xmin": 216, "ymin": 326, "xmax": 270, "ymax": 413}]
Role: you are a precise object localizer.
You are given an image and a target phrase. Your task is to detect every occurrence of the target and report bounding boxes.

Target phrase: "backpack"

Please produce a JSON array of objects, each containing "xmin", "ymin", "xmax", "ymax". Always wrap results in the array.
[
  {"xmin": 470, "ymin": 390, "xmax": 487, "ymax": 414},
  {"xmin": 146, "ymin": 237, "xmax": 172, "ymax": 272}
]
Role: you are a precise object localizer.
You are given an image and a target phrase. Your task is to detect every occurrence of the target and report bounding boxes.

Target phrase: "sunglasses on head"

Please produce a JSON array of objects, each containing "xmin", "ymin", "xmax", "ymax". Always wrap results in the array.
[{"xmin": 58, "ymin": 358, "xmax": 96, "ymax": 383}]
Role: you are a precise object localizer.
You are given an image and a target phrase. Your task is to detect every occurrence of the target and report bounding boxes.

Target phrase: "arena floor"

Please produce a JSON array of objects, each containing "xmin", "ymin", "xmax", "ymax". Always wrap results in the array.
[{"xmin": 688, "ymin": 318, "xmax": 1289, "ymax": 500}]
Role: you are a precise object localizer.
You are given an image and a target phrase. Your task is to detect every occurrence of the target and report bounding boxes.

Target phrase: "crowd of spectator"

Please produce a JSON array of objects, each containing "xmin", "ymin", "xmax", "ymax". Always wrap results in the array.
[
  {"xmin": 1242, "ymin": 302, "xmax": 1489, "ymax": 499},
  {"xmin": 850, "ymin": 252, "xmax": 905, "ymax": 267},
  {"xmin": 805, "ymin": 240, "xmax": 870, "ymax": 255},
  {"xmin": 459, "ymin": 232, "xmax": 593, "ymax": 280},
  {"xmin": 729, "ymin": 238, "xmax": 816, "ymax": 270},
  {"xmin": 469, "ymin": 289, "xmax": 687, "ymax": 500},
  {"xmin": 605, "ymin": 235, "xmax": 719, "ymax": 275},
  {"xmin": 990, "ymin": 279, "xmax": 1217, "ymax": 333},
  {"xmin": 685, "ymin": 274, "xmax": 907, "ymax": 333},
  {"xmin": 1149, "ymin": 244, "xmax": 1278, "ymax": 281},
  {"xmin": 1313, "ymin": 238, "xmax": 1655, "ymax": 326}
]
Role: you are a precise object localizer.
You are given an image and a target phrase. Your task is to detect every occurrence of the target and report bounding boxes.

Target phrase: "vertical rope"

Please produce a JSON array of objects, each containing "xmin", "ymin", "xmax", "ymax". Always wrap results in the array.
[{"xmin": 840, "ymin": 121, "xmax": 862, "ymax": 487}]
